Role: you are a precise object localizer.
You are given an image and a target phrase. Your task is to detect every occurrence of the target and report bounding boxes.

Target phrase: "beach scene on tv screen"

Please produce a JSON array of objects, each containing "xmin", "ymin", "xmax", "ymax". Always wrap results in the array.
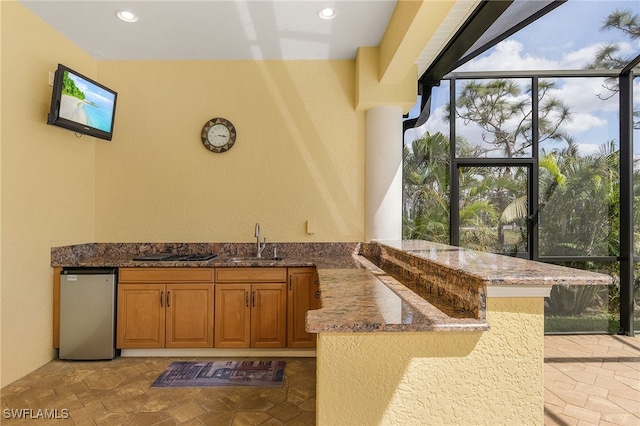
[{"xmin": 59, "ymin": 70, "xmax": 115, "ymax": 133}]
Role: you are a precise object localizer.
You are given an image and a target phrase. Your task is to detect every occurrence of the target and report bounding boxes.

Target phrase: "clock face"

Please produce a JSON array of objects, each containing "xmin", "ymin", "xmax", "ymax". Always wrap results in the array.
[
  {"xmin": 207, "ymin": 124, "xmax": 230, "ymax": 147},
  {"xmin": 201, "ymin": 118, "xmax": 236, "ymax": 153}
]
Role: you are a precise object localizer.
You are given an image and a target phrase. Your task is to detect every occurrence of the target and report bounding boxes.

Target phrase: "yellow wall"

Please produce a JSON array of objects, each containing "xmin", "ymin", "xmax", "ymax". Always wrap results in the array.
[
  {"xmin": 0, "ymin": 0, "xmax": 432, "ymax": 387},
  {"xmin": 316, "ymin": 297, "xmax": 545, "ymax": 425},
  {"xmin": 95, "ymin": 61, "xmax": 364, "ymax": 242},
  {"xmin": 1, "ymin": 2, "xmax": 97, "ymax": 386},
  {"xmin": 0, "ymin": 1, "xmax": 367, "ymax": 386}
]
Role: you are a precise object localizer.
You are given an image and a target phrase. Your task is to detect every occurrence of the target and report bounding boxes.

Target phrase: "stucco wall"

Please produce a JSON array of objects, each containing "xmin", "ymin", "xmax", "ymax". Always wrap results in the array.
[
  {"xmin": 94, "ymin": 60, "xmax": 365, "ymax": 243},
  {"xmin": 1, "ymin": 2, "xmax": 97, "ymax": 387},
  {"xmin": 316, "ymin": 297, "xmax": 545, "ymax": 425}
]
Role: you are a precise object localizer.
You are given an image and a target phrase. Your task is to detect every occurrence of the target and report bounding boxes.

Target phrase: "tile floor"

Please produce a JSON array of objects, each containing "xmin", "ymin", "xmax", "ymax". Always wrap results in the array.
[
  {"xmin": 1, "ymin": 335, "xmax": 639, "ymax": 425},
  {"xmin": 1, "ymin": 357, "xmax": 316, "ymax": 425},
  {"xmin": 544, "ymin": 334, "xmax": 640, "ymax": 426}
]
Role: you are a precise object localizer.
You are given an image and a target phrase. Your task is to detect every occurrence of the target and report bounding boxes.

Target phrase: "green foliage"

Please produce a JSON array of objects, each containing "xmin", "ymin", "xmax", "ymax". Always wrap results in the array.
[
  {"xmin": 403, "ymin": 6, "xmax": 640, "ymax": 329},
  {"xmin": 403, "ymin": 78, "xmax": 639, "ymax": 320},
  {"xmin": 450, "ymin": 79, "xmax": 571, "ymax": 157},
  {"xmin": 402, "ymin": 131, "xmax": 450, "ymax": 243},
  {"xmin": 538, "ymin": 140, "xmax": 621, "ymax": 257},
  {"xmin": 586, "ymin": 8, "xmax": 640, "ymax": 127},
  {"xmin": 62, "ymin": 71, "xmax": 85, "ymax": 100},
  {"xmin": 546, "ymin": 285, "xmax": 601, "ymax": 316},
  {"xmin": 544, "ymin": 314, "xmax": 629, "ymax": 333}
]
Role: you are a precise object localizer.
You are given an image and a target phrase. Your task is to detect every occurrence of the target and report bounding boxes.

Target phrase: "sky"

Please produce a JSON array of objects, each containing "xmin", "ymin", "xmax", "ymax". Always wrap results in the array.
[{"xmin": 406, "ymin": 0, "xmax": 640, "ymax": 156}]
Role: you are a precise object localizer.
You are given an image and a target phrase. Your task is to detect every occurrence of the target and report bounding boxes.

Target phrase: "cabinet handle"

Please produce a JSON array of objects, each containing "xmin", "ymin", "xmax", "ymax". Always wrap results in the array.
[
  {"xmin": 166, "ymin": 291, "xmax": 170, "ymax": 307},
  {"xmin": 245, "ymin": 291, "xmax": 249, "ymax": 307},
  {"xmin": 289, "ymin": 277, "xmax": 292, "ymax": 291},
  {"xmin": 315, "ymin": 290, "xmax": 321, "ymax": 299},
  {"xmin": 160, "ymin": 291, "xmax": 164, "ymax": 307},
  {"xmin": 252, "ymin": 291, "xmax": 256, "ymax": 307}
]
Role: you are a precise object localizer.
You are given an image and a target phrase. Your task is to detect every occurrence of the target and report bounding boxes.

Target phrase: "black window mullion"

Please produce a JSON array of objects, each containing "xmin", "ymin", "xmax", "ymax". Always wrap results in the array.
[
  {"xmin": 456, "ymin": 158, "xmax": 536, "ymax": 167},
  {"xmin": 450, "ymin": 78, "xmax": 459, "ymax": 246},
  {"xmin": 619, "ymin": 71, "xmax": 635, "ymax": 336},
  {"xmin": 428, "ymin": 70, "xmax": 632, "ymax": 335},
  {"xmin": 530, "ymin": 77, "xmax": 539, "ymax": 260}
]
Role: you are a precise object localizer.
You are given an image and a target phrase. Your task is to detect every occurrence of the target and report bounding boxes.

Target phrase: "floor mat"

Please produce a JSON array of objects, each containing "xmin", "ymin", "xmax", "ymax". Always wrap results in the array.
[{"xmin": 150, "ymin": 360, "xmax": 286, "ymax": 388}]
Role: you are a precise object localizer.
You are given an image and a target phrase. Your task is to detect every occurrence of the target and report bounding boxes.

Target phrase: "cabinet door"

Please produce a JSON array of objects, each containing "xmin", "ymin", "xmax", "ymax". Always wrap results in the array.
[
  {"xmin": 214, "ymin": 284, "xmax": 251, "ymax": 348},
  {"xmin": 287, "ymin": 268, "xmax": 319, "ymax": 348},
  {"xmin": 117, "ymin": 284, "xmax": 165, "ymax": 348},
  {"xmin": 166, "ymin": 284, "xmax": 214, "ymax": 348},
  {"xmin": 251, "ymin": 283, "xmax": 287, "ymax": 348}
]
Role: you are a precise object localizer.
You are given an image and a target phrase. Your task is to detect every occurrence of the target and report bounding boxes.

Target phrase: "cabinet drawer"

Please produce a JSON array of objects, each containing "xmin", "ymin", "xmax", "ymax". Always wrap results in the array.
[
  {"xmin": 215, "ymin": 267, "xmax": 286, "ymax": 283},
  {"xmin": 119, "ymin": 268, "xmax": 214, "ymax": 283}
]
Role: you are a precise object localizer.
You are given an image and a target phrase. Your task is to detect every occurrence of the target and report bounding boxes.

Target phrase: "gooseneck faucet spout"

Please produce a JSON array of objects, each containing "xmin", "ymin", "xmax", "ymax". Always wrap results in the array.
[{"xmin": 255, "ymin": 222, "xmax": 267, "ymax": 258}]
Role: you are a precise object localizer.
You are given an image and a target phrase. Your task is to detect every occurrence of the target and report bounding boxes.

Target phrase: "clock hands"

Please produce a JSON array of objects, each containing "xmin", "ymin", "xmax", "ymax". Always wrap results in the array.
[{"xmin": 201, "ymin": 118, "xmax": 236, "ymax": 153}]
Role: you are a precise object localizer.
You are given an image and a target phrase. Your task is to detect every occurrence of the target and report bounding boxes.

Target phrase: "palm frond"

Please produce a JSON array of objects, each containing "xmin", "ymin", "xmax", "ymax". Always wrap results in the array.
[{"xmin": 500, "ymin": 196, "xmax": 528, "ymax": 224}]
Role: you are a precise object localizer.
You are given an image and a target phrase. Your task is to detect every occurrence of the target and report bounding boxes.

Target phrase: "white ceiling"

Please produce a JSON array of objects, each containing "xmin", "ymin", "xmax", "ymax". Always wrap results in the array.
[
  {"xmin": 20, "ymin": 0, "xmax": 397, "ymax": 60},
  {"xmin": 20, "ymin": 0, "xmax": 478, "ymax": 74}
]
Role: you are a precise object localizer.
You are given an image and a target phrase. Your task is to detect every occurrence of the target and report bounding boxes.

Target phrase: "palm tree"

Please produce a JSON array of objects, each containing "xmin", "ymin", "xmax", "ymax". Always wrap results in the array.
[
  {"xmin": 403, "ymin": 132, "xmax": 517, "ymax": 249},
  {"xmin": 450, "ymin": 79, "xmax": 571, "ymax": 158},
  {"xmin": 457, "ymin": 165, "xmax": 528, "ymax": 253},
  {"xmin": 402, "ymin": 132, "xmax": 450, "ymax": 242},
  {"xmin": 586, "ymin": 8, "xmax": 640, "ymax": 127},
  {"xmin": 538, "ymin": 140, "xmax": 619, "ymax": 257}
]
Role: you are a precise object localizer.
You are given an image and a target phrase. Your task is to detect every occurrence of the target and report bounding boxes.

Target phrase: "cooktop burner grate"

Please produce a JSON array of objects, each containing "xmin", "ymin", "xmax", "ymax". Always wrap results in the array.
[{"xmin": 132, "ymin": 253, "xmax": 217, "ymax": 261}]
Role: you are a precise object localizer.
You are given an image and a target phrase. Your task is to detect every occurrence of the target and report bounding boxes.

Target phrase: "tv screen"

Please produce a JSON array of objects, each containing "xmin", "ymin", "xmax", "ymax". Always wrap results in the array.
[{"xmin": 47, "ymin": 64, "xmax": 117, "ymax": 141}]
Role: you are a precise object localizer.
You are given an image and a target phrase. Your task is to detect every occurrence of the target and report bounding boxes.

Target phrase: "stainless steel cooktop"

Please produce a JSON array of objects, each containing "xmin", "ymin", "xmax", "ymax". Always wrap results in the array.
[{"xmin": 132, "ymin": 253, "xmax": 217, "ymax": 262}]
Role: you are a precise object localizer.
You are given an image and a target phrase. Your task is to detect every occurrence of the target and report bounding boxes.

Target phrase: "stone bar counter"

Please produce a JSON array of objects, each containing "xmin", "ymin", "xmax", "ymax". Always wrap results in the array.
[
  {"xmin": 309, "ymin": 240, "xmax": 611, "ymax": 426},
  {"xmin": 51, "ymin": 240, "xmax": 612, "ymax": 425}
]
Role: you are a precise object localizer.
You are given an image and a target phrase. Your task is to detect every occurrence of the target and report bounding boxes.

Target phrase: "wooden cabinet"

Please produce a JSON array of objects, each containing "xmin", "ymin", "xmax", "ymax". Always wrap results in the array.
[
  {"xmin": 117, "ymin": 268, "xmax": 214, "ymax": 349},
  {"xmin": 214, "ymin": 284, "xmax": 251, "ymax": 347},
  {"xmin": 252, "ymin": 284, "xmax": 287, "ymax": 347},
  {"xmin": 287, "ymin": 267, "xmax": 320, "ymax": 348},
  {"xmin": 214, "ymin": 268, "xmax": 287, "ymax": 348},
  {"xmin": 166, "ymin": 284, "xmax": 214, "ymax": 347},
  {"xmin": 56, "ymin": 264, "xmax": 320, "ymax": 351},
  {"xmin": 117, "ymin": 283, "xmax": 165, "ymax": 348}
]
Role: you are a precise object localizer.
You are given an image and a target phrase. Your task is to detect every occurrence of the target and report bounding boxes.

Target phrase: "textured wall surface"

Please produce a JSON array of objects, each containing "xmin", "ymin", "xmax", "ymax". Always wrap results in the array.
[
  {"xmin": 95, "ymin": 60, "xmax": 365, "ymax": 243},
  {"xmin": 316, "ymin": 297, "xmax": 544, "ymax": 425},
  {"xmin": 1, "ymin": 2, "xmax": 97, "ymax": 387}
]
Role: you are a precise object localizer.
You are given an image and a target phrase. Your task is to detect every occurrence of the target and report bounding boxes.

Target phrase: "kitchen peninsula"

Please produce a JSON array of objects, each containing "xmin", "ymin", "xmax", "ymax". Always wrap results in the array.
[{"xmin": 51, "ymin": 240, "xmax": 612, "ymax": 425}]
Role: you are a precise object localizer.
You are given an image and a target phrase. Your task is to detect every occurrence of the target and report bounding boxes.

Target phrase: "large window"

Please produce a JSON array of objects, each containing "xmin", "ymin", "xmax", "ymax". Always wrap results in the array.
[
  {"xmin": 404, "ymin": 0, "xmax": 640, "ymax": 334},
  {"xmin": 403, "ymin": 71, "xmax": 638, "ymax": 334}
]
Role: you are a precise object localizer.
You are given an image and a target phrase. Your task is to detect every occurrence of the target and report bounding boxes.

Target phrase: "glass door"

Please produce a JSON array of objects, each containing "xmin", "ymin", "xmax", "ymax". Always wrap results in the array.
[{"xmin": 454, "ymin": 164, "xmax": 535, "ymax": 258}]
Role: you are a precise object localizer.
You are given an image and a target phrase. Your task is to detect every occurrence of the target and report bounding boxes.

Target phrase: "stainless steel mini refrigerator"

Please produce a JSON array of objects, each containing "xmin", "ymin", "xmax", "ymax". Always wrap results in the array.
[{"xmin": 59, "ymin": 268, "xmax": 117, "ymax": 360}]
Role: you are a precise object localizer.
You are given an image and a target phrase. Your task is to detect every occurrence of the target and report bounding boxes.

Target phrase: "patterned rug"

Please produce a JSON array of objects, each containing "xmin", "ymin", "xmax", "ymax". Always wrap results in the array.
[{"xmin": 151, "ymin": 360, "xmax": 286, "ymax": 388}]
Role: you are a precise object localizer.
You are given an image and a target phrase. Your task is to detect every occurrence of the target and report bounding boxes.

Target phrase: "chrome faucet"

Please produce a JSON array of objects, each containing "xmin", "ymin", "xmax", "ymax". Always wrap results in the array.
[{"xmin": 255, "ymin": 222, "xmax": 267, "ymax": 258}]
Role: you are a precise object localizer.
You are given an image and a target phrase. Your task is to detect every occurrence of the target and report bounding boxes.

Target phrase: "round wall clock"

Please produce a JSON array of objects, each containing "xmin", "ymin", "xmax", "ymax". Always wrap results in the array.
[{"xmin": 201, "ymin": 118, "xmax": 236, "ymax": 153}]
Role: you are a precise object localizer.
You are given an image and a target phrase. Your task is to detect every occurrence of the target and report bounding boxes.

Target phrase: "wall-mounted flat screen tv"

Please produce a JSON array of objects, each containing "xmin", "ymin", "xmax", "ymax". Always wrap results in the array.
[{"xmin": 47, "ymin": 64, "xmax": 117, "ymax": 141}]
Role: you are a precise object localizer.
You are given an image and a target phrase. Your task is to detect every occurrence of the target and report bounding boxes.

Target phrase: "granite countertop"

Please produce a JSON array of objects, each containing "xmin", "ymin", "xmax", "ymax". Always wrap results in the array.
[
  {"xmin": 375, "ymin": 240, "xmax": 614, "ymax": 287},
  {"xmin": 50, "ymin": 240, "xmax": 612, "ymax": 334},
  {"xmin": 54, "ymin": 254, "xmax": 360, "ymax": 270},
  {"xmin": 50, "ymin": 242, "xmax": 362, "ymax": 270},
  {"xmin": 308, "ymin": 256, "xmax": 489, "ymax": 333}
]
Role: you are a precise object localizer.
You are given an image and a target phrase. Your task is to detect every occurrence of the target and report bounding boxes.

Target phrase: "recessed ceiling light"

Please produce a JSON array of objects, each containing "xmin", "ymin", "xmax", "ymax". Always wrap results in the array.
[
  {"xmin": 115, "ymin": 10, "xmax": 138, "ymax": 23},
  {"xmin": 318, "ymin": 8, "xmax": 337, "ymax": 20}
]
